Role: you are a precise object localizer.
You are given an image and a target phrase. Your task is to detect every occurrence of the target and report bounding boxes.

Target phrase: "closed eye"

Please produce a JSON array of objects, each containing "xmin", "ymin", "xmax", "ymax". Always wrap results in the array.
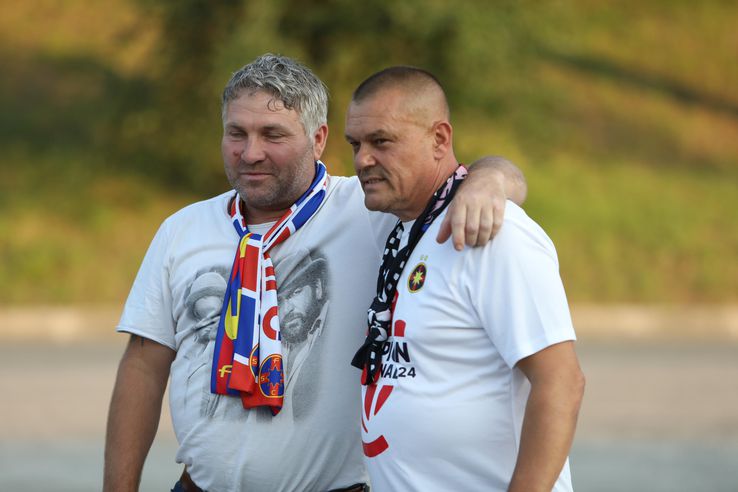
[
  {"xmin": 224, "ymin": 124, "xmax": 246, "ymax": 138},
  {"xmin": 266, "ymin": 129, "xmax": 290, "ymax": 139}
]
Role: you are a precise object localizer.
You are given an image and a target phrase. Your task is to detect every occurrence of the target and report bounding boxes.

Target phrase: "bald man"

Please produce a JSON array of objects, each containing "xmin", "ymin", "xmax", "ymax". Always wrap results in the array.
[
  {"xmin": 105, "ymin": 55, "xmax": 534, "ymax": 492},
  {"xmin": 346, "ymin": 67, "xmax": 585, "ymax": 492}
]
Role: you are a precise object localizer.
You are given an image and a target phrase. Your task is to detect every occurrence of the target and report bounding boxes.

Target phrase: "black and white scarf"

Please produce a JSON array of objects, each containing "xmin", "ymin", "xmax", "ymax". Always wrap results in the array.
[{"xmin": 351, "ymin": 165, "xmax": 468, "ymax": 385}]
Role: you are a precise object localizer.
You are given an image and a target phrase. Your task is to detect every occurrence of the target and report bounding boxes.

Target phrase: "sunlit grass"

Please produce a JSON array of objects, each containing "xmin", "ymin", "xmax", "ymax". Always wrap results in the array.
[{"xmin": 0, "ymin": 149, "xmax": 199, "ymax": 304}]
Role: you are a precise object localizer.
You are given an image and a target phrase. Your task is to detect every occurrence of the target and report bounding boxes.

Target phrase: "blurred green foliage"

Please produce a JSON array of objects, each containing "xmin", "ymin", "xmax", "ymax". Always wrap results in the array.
[{"xmin": 1, "ymin": 0, "xmax": 736, "ymax": 304}]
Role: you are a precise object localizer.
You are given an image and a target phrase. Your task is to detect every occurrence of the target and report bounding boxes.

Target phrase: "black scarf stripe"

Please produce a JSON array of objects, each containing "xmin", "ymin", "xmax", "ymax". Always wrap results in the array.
[{"xmin": 351, "ymin": 166, "xmax": 468, "ymax": 385}]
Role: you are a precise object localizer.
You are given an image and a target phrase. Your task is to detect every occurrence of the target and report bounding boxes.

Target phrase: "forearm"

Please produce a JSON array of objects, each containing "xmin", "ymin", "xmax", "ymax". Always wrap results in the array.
[
  {"xmin": 468, "ymin": 155, "xmax": 527, "ymax": 206},
  {"xmin": 104, "ymin": 338, "xmax": 173, "ymax": 492},
  {"xmin": 508, "ymin": 376, "xmax": 584, "ymax": 492}
]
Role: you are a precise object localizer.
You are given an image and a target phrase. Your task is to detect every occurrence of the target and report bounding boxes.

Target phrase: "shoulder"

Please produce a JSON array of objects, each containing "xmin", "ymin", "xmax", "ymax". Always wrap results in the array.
[
  {"xmin": 163, "ymin": 190, "xmax": 233, "ymax": 227},
  {"xmin": 430, "ymin": 201, "xmax": 559, "ymax": 277},
  {"xmin": 321, "ymin": 174, "xmax": 370, "ymax": 216},
  {"xmin": 486, "ymin": 201, "xmax": 558, "ymax": 262},
  {"xmin": 143, "ymin": 191, "xmax": 233, "ymax": 251},
  {"xmin": 320, "ymin": 173, "xmax": 395, "ymax": 251},
  {"xmin": 325, "ymin": 174, "xmax": 362, "ymax": 198},
  {"xmin": 430, "ymin": 201, "xmax": 556, "ymax": 257}
]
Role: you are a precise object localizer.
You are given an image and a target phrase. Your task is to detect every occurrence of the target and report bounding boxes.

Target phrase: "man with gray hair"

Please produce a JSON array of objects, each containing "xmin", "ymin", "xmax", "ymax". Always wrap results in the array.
[{"xmin": 104, "ymin": 54, "xmax": 528, "ymax": 492}]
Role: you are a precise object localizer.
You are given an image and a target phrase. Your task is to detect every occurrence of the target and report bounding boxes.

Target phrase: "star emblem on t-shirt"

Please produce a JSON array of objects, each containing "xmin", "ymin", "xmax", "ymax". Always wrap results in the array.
[{"xmin": 407, "ymin": 263, "xmax": 427, "ymax": 293}]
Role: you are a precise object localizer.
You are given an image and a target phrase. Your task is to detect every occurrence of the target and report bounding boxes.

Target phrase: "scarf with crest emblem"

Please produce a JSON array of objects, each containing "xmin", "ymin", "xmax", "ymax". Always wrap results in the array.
[{"xmin": 211, "ymin": 161, "xmax": 328, "ymax": 415}]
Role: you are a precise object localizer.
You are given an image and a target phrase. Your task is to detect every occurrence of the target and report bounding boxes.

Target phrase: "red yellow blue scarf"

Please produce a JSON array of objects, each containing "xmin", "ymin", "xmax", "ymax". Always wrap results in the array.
[{"xmin": 211, "ymin": 161, "xmax": 328, "ymax": 415}]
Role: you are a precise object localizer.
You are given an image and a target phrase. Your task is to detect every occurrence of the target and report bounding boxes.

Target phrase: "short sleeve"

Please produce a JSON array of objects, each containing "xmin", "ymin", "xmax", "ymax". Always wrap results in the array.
[
  {"xmin": 117, "ymin": 219, "xmax": 177, "ymax": 350},
  {"xmin": 465, "ymin": 203, "xmax": 576, "ymax": 368}
]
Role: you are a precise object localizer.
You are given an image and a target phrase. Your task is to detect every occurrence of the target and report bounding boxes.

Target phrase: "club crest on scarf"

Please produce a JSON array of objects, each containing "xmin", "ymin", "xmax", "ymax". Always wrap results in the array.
[{"xmin": 211, "ymin": 162, "xmax": 328, "ymax": 415}]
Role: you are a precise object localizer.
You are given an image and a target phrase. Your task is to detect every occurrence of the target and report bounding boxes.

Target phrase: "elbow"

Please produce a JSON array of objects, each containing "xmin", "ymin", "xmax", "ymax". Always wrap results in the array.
[{"xmin": 510, "ymin": 185, "xmax": 527, "ymax": 207}]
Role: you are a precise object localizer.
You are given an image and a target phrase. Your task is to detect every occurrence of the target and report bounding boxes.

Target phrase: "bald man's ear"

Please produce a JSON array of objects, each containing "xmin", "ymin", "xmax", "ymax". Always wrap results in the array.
[{"xmin": 432, "ymin": 121, "xmax": 453, "ymax": 159}]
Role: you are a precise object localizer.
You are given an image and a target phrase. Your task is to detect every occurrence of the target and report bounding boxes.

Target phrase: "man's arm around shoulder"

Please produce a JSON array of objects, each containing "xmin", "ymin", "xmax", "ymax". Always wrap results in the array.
[
  {"xmin": 509, "ymin": 341, "xmax": 585, "ymax": 492},
  {"xmin": 437, "ymin": 155, "xmax": 528, "ymax": 250},
  {"xmin": 104, "ymin": 334, "xmax": 175, "ymax": 492}
]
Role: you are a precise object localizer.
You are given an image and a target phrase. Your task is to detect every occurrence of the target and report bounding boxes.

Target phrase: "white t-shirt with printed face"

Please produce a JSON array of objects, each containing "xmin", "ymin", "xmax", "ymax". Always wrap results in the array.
[
  {"xmin": 118, "ymin": 175, "xmax": 395, "ymax": 492},
  {"xmin": 361, "ymin": 202, "xmax": 576, "ymax": 492}
]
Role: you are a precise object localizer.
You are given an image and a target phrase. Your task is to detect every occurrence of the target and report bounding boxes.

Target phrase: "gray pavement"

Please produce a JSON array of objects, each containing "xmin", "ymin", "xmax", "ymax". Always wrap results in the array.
[{"xmin": 1, "ymin": 339, "xmax": 738, "ymax": 491}]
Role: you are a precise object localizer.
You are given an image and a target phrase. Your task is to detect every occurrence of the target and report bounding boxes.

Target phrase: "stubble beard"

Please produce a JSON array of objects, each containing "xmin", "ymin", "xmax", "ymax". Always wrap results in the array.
[
  {"xmin": 226, "ymin": 145, "xmax": 315, "ymax": 215},
  {"xmin": 281, "ymin": 302, "xmax": 321, "ymax": 346},
  {"xmin": 281, "ymin": 316, "xmax": 309, "ymax": 345}
]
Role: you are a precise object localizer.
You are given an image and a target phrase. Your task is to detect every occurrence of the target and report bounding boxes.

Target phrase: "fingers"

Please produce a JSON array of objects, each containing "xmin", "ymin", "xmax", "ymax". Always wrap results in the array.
[
  {"xmin": 437, "ymin": 182, "xmax": 509, "ymax": 249},
  {"xmin": 475, "ymin": 207, "xmax": 495, "ymax": 247},
  {"xmin": 436, "ymin": 213, "xmax": 453, "ymax": 245},
  {"xmin": 439, "ymin": 202, "xmax": 467, "ymax": 251},
  {"xmin": 462, "ymin": 205, "xmax": 481, "ymax": 248},
  {"xmin": 477, "ymin": 196, "xmax": 507, "ymax": 244},
  {"xmin": 490, "ymin": 197, "xmax": 506, "ymax": 238}
]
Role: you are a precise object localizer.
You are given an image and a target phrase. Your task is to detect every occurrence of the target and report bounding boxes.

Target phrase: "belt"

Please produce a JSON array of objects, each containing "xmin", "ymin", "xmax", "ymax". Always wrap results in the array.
[
  {"xmin": 328, "ymin": 484, "xmax": 369, "ymax": 492},
  {"xmin": 177, "ymin": 468, "xmax": 369, "ymax": 492},
  {"xmin": 177, "ymin": 468, "xmax": 203, "ymax": 492}
]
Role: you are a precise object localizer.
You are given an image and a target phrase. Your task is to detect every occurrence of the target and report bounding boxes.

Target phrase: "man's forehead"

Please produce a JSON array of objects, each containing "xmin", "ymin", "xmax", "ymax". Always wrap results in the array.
[
  {"xmin": 228, "ymin": 89, "xmax": 295, "ymax": 115},
  {"xmin": 225, "ymin": 90, "xmax": 304, "ymax": 129},
  {"xmin": 346, "ymin": 98, "xmax": 428, "ymax": 136}
]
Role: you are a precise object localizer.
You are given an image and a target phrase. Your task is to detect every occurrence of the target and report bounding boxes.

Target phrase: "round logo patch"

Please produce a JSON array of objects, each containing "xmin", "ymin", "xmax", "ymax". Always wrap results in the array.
[
  {"xmin": 407, "ymin": 262, "xmax": 427, "ymax": 293},
  {"xmin": 259, "ymin": 354, "xmax": 284, "ymax": 398}
]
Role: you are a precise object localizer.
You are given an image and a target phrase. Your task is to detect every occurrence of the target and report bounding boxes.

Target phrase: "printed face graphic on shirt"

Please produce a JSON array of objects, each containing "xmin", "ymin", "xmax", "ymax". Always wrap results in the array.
[
  {"xmin": 181, "ymin": 251, "xmax": 331, "ymax": 421},
  {"xmin": 276, "ymin": 251, "xmax": 329, "ymax": 346},
  {"xmin": 181, "ymin": 267, "xmax": 248, "ymax": 420},
  {"xmin": 193, "ymin": 295, "xmax": 222, "ymax": 321},
  {"xmin": 184, "ymin": 268, "xmax": 229, "ymax": 344},
  {"xmin": 280, "ymin": 280, "xmax": 324, "ymax": 343},
  {"xmin": 274, "ymin": 248, "xmax": 331, "ymax": 420}
]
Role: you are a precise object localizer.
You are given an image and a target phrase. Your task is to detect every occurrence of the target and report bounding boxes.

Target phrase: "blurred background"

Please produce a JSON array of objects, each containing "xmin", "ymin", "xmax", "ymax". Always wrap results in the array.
[{"xmin": 1, "ymin": 0, "xmax": 736, "ymax": 490}]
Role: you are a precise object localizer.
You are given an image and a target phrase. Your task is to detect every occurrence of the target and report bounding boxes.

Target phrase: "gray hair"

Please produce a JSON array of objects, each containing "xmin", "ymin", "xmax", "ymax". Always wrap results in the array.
[{"xmin": 221, "ymin": 54, "xmax": 328, "ymax": 137}]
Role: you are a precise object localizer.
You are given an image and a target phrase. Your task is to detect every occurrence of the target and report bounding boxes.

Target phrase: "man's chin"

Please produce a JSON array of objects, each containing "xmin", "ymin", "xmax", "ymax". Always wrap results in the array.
[
  {"xmin": 363, "ymin": 196, "xmax": 388, "ymax": 213},
  {"xmin": 236, "ymin": 190, "xmax": 285, "ymax": 214},
  {"xmin": 281, "ymin": 322, "xmax": 308, "ymax": 345}
]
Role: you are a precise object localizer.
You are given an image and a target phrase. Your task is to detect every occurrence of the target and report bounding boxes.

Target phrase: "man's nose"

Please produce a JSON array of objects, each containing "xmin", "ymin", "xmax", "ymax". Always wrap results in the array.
[
  {"xmin": 353, "ymin": 145, "xmax": 375, "ymax": 173},
  {"xmin": 240, "ymin": 138, "xmax": 266, "ymax": 164}
]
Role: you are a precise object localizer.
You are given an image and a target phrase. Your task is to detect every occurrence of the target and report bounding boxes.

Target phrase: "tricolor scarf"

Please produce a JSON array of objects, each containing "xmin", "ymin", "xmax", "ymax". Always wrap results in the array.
[
  {"xmin": 351, "ymin": 165, "xmax": 468, "ymax": 385},
  {"xmin": 211, "ymin": 161, "xmax": 328, "ymax": 415}
]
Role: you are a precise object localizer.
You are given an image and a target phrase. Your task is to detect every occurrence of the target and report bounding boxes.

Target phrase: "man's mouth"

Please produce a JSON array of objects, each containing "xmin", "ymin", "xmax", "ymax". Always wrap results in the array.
[
  {"xmin": 240, "ymin": 171, "xmax": 272, "ymax": 178},
  {"xmin": 361, "ymin": 176, "xmax": 384, "ymax": 187}
]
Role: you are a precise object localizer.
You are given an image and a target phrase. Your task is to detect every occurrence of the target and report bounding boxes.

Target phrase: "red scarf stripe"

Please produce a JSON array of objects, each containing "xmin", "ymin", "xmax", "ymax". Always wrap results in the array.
[{"xmin": 211, "ymin": 161, "xmax": 328, "ymax": 415}]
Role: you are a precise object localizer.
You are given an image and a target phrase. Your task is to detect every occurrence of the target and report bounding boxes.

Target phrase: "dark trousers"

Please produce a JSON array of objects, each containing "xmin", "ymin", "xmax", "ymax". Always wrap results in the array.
[{"xmin": 171, "ymin": 468, "xmax": 369, "ymax": 492}]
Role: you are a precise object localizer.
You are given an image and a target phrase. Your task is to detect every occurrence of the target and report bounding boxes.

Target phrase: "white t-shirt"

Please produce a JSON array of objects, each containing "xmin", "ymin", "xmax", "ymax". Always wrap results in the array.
[
  {"xmin": 118, "ymin": 175, "xmax": 395, "ymax": 491},
  {"xmin": 361, "ymin": 202, "xmax": 576, "ymax": 492}
]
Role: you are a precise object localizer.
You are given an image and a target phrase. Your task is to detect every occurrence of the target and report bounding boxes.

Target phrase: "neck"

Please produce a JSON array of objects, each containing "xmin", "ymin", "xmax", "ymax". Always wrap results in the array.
[
  {"xmin": 400, "ymin": 157, "xmax": 459, "ymax": 221},
  {"xmin": 242, "ymin": 204, "xmax": 288, "ymax": 224},
  {"xmin": 429, "ymin": 156, "xmax": 460, "ymax": 196}
]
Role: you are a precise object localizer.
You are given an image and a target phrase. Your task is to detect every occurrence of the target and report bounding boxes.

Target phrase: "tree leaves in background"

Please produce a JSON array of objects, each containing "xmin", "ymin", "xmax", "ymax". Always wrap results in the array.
[{"xmin": 112, "ymin": 0, "xmax": 245, "ymax": 191}]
